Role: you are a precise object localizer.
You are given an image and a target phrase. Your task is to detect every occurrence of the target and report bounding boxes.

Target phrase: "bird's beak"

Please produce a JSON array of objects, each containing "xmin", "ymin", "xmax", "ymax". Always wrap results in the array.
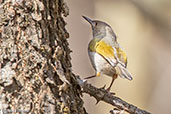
[{"xmin": 82, "ymin": 16, "xmax": 93, "ymax": 25}]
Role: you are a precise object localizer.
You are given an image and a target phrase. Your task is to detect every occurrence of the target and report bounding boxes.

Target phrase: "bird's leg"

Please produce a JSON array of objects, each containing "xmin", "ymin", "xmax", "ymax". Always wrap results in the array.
[
  {"xmin": 106, "ymin": 74, "xmax": 118, "ymax": 92},
  {"xmin": 84, "ymin": 72, "xmax": 100, "ymax": 80},
  {"xmin": 106, "ymin": 77, "xmax": 115, "ymax": 91},
  {"xmin": 84, "ymin": 75, "xmax": 96, "ymax": 80}
]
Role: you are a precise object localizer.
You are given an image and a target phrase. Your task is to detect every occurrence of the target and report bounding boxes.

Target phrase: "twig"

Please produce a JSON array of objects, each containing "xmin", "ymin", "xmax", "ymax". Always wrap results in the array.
[{"xmin": 76, "ymin": 77, "xmax": 151, "ymax": 114}]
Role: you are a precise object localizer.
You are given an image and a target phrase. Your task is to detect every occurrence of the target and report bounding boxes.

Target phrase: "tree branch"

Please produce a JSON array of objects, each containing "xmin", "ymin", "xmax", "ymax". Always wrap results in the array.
[{"xmin": 76, "ymin": 76, "xmax": 151, "ymax": 114}]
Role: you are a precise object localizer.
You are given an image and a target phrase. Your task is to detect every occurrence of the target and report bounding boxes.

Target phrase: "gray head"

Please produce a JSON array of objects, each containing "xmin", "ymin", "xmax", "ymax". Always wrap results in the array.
[{"xmin": 83, "ymin": 16, "xmax": 116, "ymax": 40}]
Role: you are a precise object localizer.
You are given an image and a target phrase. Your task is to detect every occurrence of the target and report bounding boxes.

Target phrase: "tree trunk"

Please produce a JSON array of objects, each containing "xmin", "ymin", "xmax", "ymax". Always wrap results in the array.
[{"xmin": 0, "ymin": 0, "xmax": 86, "ymax": 113}]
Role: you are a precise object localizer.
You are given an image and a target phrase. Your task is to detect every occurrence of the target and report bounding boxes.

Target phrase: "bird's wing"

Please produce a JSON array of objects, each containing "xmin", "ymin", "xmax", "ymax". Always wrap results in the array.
[
  {"xmin": 115, "ymin": 47, "xmax": 127, "ymax": 67},
  {"xmin": 90, "ymin": 39, "xmax": 132, "ymax": 80},
  {"xmin": 89, "ymin": 39, "xmax": 127, "ymax": 68},
  {"xmin": 113, "ymin": 46, "xmax": 132, "ymax": 80},
  {"xmin": 95, "ymin": 40, "xmax": 117, "ymax": 67},
  {"xmin": 95, "ymin": 40, "xmax": 132, "ymax": 80},
  {"xmin": 114, "ymin": 47, "xmax": 133, "ymax": 80}
]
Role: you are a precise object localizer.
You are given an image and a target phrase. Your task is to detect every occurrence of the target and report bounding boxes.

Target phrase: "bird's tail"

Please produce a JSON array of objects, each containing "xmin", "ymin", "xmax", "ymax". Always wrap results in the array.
[{"xmin": 115, "ymin": 63, "xmax": 133, "ymax": 80}]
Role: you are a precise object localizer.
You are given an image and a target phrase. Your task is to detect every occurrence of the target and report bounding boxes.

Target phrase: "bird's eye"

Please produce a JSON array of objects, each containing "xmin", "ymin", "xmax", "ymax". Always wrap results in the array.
[{"xmin": 95, "ymin": 23, "xmax": 98, "ymax": 26}]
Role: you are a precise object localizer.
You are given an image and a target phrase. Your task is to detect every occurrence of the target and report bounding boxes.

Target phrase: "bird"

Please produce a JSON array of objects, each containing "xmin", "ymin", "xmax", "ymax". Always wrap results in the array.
[{"xmin": 83, "ymin": 16, "xmax": 133, "ymax": 91}]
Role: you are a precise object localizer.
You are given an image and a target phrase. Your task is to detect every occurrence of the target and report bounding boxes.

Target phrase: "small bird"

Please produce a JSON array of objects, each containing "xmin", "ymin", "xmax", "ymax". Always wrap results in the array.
[{"xmin": 83, "ymin": 16, "xmax": 133, "ymax": 91}]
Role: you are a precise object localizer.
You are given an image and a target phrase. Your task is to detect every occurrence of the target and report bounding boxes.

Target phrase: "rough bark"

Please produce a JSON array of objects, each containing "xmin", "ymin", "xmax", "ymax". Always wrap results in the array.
[
  {"xmin": 0, "ymin": 0, "xmax": 151, "ymax": 114},
  {"xmin": 0, "ymin": 0, "xmax": 86, "ymax": 114}
]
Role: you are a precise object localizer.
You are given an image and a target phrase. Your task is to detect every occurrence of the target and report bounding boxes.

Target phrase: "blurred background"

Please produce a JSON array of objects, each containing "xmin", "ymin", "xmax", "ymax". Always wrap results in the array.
[{"xmin": 65, "ymin": 0, "xmax": 171, "ymax": 114}]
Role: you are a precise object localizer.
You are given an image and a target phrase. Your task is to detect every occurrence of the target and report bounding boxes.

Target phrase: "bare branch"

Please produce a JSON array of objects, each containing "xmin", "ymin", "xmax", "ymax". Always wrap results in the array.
[{"xmin": 77, "ymin": 77, "xmax": 151, "ymax": 114}]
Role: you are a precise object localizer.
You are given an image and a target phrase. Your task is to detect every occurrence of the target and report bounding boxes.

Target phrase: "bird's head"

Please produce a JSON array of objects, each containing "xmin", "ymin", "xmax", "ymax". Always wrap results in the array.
[{"xmin": 83, "ymin": 16, "xmax": 116, "ymax": 39}]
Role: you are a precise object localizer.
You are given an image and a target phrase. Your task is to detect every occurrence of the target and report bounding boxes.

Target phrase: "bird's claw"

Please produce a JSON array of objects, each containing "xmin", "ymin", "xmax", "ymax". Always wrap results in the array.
[
  {"xmin": 99, "ymin": 84, "xmax": 106, "ymax": 89},
  {"xmin": 109, "ymin": 92, "xmax": 116, "ymax": 95},
  {"xmin": 106, "ymin": 87, "xmax": 115, "ymax": 95}
]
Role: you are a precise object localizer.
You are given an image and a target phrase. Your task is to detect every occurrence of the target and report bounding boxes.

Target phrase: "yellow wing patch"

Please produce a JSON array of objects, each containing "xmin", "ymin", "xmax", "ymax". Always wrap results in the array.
[
  {"xmin": 88, "ymin": 39, "xmax": 116, "ymax": 66},
  {"xmin": 96, "ymin": 41, "xmax": 115, "ymax": 58},
  {"xmin": 89, "ymin": 39, "xmax": 114, "ymax": 58},
  {"xmin": 116, "ymin": 47, "xmax": 127, "ymax": 66}
]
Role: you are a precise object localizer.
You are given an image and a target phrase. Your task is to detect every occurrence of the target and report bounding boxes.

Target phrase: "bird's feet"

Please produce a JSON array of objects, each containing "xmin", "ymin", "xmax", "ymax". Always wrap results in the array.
[
  {"xmin": 106, "ymin": 88, "xmax": 115, "ymax": 95},
  {"xmin": 100, "ymin": 85, "xmax": 115, "ymax": 95},
  {"xmin": 95, "ymin": 85, "xmax": 115, "ymax": 104},
  {"xmin": 84, "ymin": 75, "xmax": 96, "ymax": 80}
]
